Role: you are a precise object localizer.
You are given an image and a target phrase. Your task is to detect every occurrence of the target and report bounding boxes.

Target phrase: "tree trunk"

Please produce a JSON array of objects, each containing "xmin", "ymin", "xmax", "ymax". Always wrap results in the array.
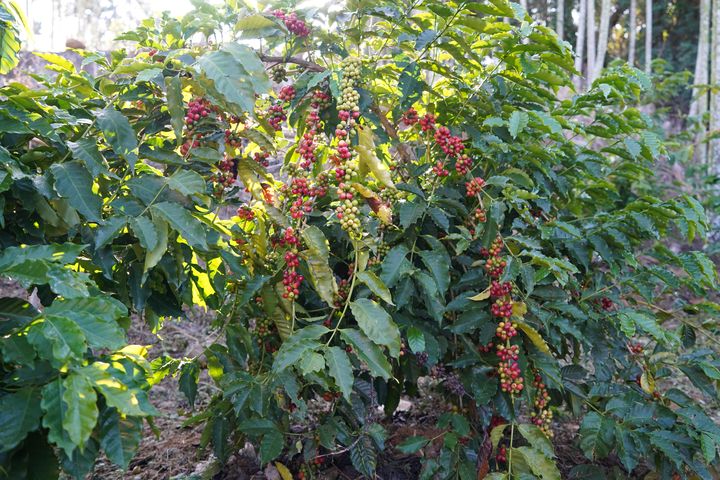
[
  {"xmin": 644, "ymin": 0, "xmax": 652, "ymax": 74},
  {"xmin": 710, "ymin": 0, "xmax": 720, "ymax": 167},
  {"xmin": 628, "ymin": 0, "xmax": 636, "ymax": 66},
  {"xmin": 692, "ymin": 0, "xmax": 711, "ymax": 164},
  {"xmin": 587, "ymin": 0, "xmax": 596, "ymax": 83},
  {"xmin": 594, "ymin": 0, "xmax": 612, "ymax": 81},
  {"xmin": 574, "ymin": 0, "xmax": 587, "ymax": 88},
  {"xmin": 556, "ymin": 0, "xmax": 564, "ymax": 40}
]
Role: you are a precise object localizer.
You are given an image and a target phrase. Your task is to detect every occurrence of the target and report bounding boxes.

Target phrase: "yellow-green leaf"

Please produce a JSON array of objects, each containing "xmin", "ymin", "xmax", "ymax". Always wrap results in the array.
[{"xmin": 516, "ymin": 320, "xmax": 551, "ymax": 355}]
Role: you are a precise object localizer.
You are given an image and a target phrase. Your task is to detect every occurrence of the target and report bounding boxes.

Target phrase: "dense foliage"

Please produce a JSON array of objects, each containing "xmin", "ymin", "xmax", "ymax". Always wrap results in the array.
[{"xmin": 0, "ymin": 1, "xmax": 718, "ymax": 479}]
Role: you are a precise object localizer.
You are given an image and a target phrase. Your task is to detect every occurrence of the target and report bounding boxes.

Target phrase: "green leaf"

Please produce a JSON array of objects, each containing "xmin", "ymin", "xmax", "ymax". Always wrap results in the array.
[
  {"xmin": 0, "ymin": 387, "xmax": 42, "ymax": 452},
  {"xmin": 151, "ymin": 202, "xmax": 208, "ymax": 250},
  {"xmin": 0, "ymin": 9, "xmax": 21, "ymax": 74},
  {"xmin": 399, "ymin": 201, "xmax": 425, "ymax": 229},
  {"xmin": 131, "ymin": 216, "xmax": 158, "ymax": 251},
  {"xmin": 95, "ymin": 216, "xmax": 127, "ymax": 249},
  {"xmin": 179, "ymin": 362, "xmax": 200, "ymax": 407},
  {"xmin": 350, "ymin": 299, "xmax": 401, "ymax": 357},
  {"xmin": 396, "ymin": 436, "xmax": 429, "ymax": 454},
  {"xmin": 44, "ymin": 297, "xmax": 126, "ymax": 350},
  {"xmin": 407, "ymin": 326, "xmax": 425, "ymax": 353},
  {"xmin": 299, "ymin": 352, "xmax": 325, "ymax": 375},
  {"xmin": 356, "ymin": 271, "xmax": 393, "ymax": 305},
  {"xmin": 513, "ymin": 446, "xmax": 560, "ymax": 480},
  {"xmin": 418, "ymin": 248, "xmax": 450, "ymax": 295},
  {"xmin": 350, "ymin": 435, "xmax": 376, "ymax": 477},
  {"xmin": 95, "ymin": 107, "xmax": 138, "ymax": 170},
  {"xmin": 62, "ymin": 371, "xmax": 98, "ymax": 447},
  {"xmin": 234, "ymin": 14, "xmax": 278, "ymax": 33},
  {"xmin": 167, "ymin": 169, "xmax": 206, "ymax": 196},
  {"xmin": 300, "ymin": 226, "xmax": 338, "ymax": 306},
  {"xmin": 579, "ymin": 412, "xmax": 615, "ymax": 460},
  {"xmin": 50, "ymin": 161, "xmax": 103, "ymax": 222},
  {"xmin": 325, "ymin": 346, "xmax": 354, "ymax": 401},
  {"xmin": 81, "ymin": 364, "xmax": 157, "ymax": 417},
  {"xmin": 508, "ymin": 111, "xmax": 529, "ymax": 138},
  {"xmin": 380, "ymin": 244, "xmax": 411, "ymax": 287},
  {"xmin": 41, "ymin": 377, "xmax": 76, "ymax": 455},
  {"xmin": 197, "ymin": 50, "xmax": 256, "ymax": 114},
  {"xmin": 260, "ymin": 431, "xmax": 284, "ymax": 464},
  {"xmin": 614, "ymin": 424, "xmax": 639, "ymax": 471},
  {"xmin": 134, "ymin": 67, "xmax": 163, "ymax": 83},
  {"xmin": 518, "ymin": 424, "xmax": 554, "ymax": 457},
  {"xmin": 273, "ymin": 338, "xmax": 320, "ymax": 372},
  {"xmin": 99, "ymin": 408, "xmax": 142, "ymax": 469},
  {"xmin": 617, "ymin": 311, "xmax": 672, "ymax": 344},
  {"xmin": 221, "ymin": 43, "xmax": 271, "ymax": 93},
  {"xmin": 143, "ymin": 215, "xmax": 168, "ymax": 273},
  {"xmin": 165, "ymin": 76, "xmax": 185, "ymax": 146},
  {"xmin": 68, "ymin": 138, "xmax": 111, "ymax": 178},
  {"xmin": 340, "ymin": 329, "xmax": 392, "ymax": 380},
  {"xmin": 46, "ymin": 267, "xmax": 91, "ymax": 299},
  {"xmin": 27, "ymin": 314, "xmax": 86, "ymax": 365},
  {"xmin": 0, "ymin": 297, "xmax": 39, "ymax": 335}
]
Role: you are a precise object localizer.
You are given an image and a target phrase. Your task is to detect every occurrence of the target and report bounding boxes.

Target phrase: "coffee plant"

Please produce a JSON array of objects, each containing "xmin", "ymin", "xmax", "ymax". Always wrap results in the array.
[{"xmin": 0, "ymin": 1, "xmax": 719, "ymax": 479}]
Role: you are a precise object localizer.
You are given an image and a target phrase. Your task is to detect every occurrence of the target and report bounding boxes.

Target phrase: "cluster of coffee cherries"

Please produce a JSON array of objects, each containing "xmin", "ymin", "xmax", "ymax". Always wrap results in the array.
[
  {"xmin": 253, "ymin": 150, "xmax": 271, "ymax": 167},
  {"xmin": 180, "ymin": 98, "xmax": 216, "ymax": 156},
  {"xmin": 466, "ymin": 177, "xmax": 486, "ymax": 197},
  {"xmin": 278, "ymin": 228, "xmax": 303, "ymax": 300},
  {"xmin": 455, "ymin": 154, "xmax": 473, "ymax": 175},
  {"xmin": 495, "ymin": 445, "xmax": 508, "ymax": 464},
  {"xmin": 253, "ymin": 315, "xmax": 275, "ymax": 346},
  {"xmin": 335, "ymin": 183, "xmax": 361, "ymax": 234},
  {"xmin": 297, "ymin": 107, "xmax": 321, "ymax": 170},
  {"xmin": 272, "ymin": 9, "xmax": 311, "ymax": 37},
  {"xmin": 491, "ymin": 299, "xmax": 514, "ymax": 318},
  {"xmin": 278, "ymin": 85, "xmax": 296, "ymax": 102},
  {"xmin": 431, "ymin": 161, "xmax": 450, "ymax": 177},
  {"xmin": 480, "ymin": 236, "xmax": 525, "ymax": 395},
  {"xmin": 473, "ymin": 208, "xmax": 487, "ymax": 223},
  {"xmin": 337, "ymin": 57, "xmax": 361, "ymax": 118},
  {"xmin": 600, "ymin": 297, "xmax": 613, "ymax": 310},
  {"xmin": 210, "ymin": 155, "xmax": 237, "ymax": 193},
  {"xmin": 490, "ymin": 280, "xmax": 512, "ymax": 297},
  {"xmin": 311, "ymin": 89, "xmax": 332, "ymax": 110},
  {"xmin": 478, "ymin": 341, "xmax": 495, "ymax": 353},
  {"xmin": 495, "ymin": 321, "xmax": 517, "ymax": 341},
  {"xmin": 184, "ymin": 97, "xmax": 212, "ymax": 127},
  {"xmin": 497, "ymin": 344, "xmax": 523, "ymax": 394},
  {"xmin": 330, "ymin": 278, "xmax": 351, "ymax": 310},
  {"xmin": 419, "ymin": 113, "xmax": 435, "ymax": 132},
  {"xmin": 530, "ymin": 371, "xmax": 553, "ymax": 437},
  {"xmin": 271, "ymin": 64, "xmax": 287, "ymax": 83},
  {"xmin": 444, "ymin": 374, "xmax": 467, "ymax": 397},
  {"xmin": 490, "ymin": 280, "xmax": 515, "ymax": 320},
  {"xmin": 400, "ymin": 107, "xmax": 419, "ymax": 126},
  {"xmin": 402, "ymin": 107, "xmax": 473, "ymax": 179},
  {"xmin": 331, "ymin": 57, "xmax": 363, "ymax": 237},
  {"xmin": 434, "ymin": 126, "xmax": 465, "ymax": 157},
  {"xmin": 482, "ymin": 236, "xmax": 507, "ymax": 278},
  {"xmin": 237, "ymin": 205, "xmax": 255, "ymax": 222},
  {"xmin": 267, "ymin": 103, "xmax": 287, "ymax": 131},
  {"xmin": 629, "ymin": 342, "xmax": 644, "ymax": 354},
  {"xmin": 265, "ymin": 84, "xmax": 297, "ymax": 131}
]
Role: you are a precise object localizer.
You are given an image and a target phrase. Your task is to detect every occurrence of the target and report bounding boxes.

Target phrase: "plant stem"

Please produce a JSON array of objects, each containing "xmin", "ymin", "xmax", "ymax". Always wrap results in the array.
[{"xmin": 325, "ymin": 240, "xmax": 359, "ymax": 346}]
